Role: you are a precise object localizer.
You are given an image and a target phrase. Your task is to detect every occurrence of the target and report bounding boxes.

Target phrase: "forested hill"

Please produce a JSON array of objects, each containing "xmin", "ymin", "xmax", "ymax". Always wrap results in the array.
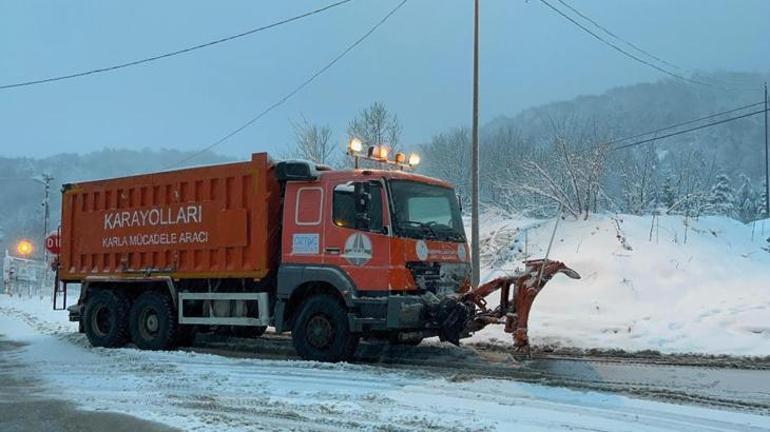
[
  {"xmin": 421, "ymin": 71, "xmax": 770, "ymax": 220},
  {"xmin": 483, "ymin": 71, "xmax": 769, "ymax": 179},
  {"xmin": 0, "ymin": 148, "xmax": 230, "ymax": 258}
]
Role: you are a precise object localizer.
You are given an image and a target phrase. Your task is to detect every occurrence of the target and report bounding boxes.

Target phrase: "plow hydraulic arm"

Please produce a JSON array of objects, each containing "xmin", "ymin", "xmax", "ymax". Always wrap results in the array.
[{"xmin": 460, "ymin": 259, "xmax": 580, "ymax": 351}]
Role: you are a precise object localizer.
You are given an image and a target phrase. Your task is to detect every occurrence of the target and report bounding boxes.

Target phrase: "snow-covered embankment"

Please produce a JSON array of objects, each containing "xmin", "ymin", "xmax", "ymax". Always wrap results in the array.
[{"xmin": 472, "ymin": 213, "xmax": 770, "ymax": 356}]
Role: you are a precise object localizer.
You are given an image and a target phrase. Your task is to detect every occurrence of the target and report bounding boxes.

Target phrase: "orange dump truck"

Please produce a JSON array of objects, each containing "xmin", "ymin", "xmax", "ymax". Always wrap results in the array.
[{"xmin": 58, "ymin": 153, "xmax": 472, "ymax": 361}]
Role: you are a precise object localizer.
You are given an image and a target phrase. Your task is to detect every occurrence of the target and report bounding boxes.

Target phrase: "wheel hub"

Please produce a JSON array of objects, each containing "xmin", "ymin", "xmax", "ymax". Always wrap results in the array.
[
  {"xmin": 146, "ymin": 314, "xmax": 159, "ymax": 333},
  {"xmin": 139, "ymin": 308, "xmax": 160, "ymax": 340},
  {"xmin": 306, "ymin": 315, "xmax": 334, "ymax": 349}
]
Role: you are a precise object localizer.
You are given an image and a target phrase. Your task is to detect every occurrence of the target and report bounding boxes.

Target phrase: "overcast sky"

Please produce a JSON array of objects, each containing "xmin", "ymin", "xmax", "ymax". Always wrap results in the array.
[{"xmin": 1, "ymin": 0, "xmax": 769, "ymax": 159}]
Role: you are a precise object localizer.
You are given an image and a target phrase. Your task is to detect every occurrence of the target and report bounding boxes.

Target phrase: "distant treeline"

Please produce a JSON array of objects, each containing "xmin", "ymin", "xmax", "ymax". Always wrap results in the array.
[{"xmin": 0, "ymin": 148, "xmax": 230, "ymax": 259}]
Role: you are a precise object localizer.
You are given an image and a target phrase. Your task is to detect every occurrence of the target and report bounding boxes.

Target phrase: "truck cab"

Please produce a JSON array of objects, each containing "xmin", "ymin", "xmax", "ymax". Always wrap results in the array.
[{"xmin": 273, "ymin": 162, "xmax": 471, "ymax": 361}]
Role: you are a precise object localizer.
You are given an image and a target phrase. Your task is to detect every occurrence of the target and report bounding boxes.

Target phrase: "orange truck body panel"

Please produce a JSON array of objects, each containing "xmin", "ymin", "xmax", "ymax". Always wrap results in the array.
[{"xmin": 59, "ymin": 153, "xmax": 281, "ymax": 281}]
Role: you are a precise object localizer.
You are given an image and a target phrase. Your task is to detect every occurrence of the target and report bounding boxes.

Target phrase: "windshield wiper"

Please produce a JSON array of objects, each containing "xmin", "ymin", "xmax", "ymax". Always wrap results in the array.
[
  {"xmin": 399, "ymin": 220, "xmax": 439, "ymax": 239},
  {"xmin": 429, "ymin": 224, "xmax": 465, "ymax": 241},
  {"xmin": 399, "ymin": 221, "xmax": 465, "ymax": 241}
]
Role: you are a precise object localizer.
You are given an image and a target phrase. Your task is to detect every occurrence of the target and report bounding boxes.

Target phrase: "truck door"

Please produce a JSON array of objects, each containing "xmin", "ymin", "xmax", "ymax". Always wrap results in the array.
[{"xmin": 324, "ymin": 179, "xmax": 391, "ymax": 292}]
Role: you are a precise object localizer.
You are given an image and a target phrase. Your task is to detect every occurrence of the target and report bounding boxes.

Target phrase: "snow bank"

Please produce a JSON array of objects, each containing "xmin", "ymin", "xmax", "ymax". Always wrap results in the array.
[{"xmin": 471, "ymin": 213, "xmax": 770, "ymax": 356}]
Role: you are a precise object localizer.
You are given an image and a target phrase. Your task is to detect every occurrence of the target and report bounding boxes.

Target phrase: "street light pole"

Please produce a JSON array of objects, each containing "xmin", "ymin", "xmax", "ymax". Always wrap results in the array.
[
  {"xmin": 470, "ymin": 0, "xmax": 481, "ymax": 288},
  {"xmin": 41, "ymin": 174, "xmax": 53, "ymax": 263},
  {"xmin": 765, "ymin": 82, "xmax": 770, "ymax": 218}
]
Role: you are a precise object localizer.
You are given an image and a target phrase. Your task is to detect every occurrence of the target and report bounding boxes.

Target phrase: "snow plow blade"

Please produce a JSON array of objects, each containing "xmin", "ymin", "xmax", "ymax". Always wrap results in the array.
[{"xmin": 455, "ymin": 259, "xmax": 580, "ymax": 351}]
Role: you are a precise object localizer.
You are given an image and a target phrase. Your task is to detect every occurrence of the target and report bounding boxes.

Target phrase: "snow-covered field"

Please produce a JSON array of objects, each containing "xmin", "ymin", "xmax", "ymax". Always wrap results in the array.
[
  {"xmin": 2, "ymin": 295, "xmax": 770, "ymax": 432},
  {"xmin": 471, "ymin": 213, "xmax": 770, "ymax": 356}
]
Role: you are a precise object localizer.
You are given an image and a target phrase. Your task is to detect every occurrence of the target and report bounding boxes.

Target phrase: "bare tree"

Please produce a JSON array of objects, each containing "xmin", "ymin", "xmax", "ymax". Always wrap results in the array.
[
  {"xmin": 286, "ymin": 115, "xmax": 335, "ymax": 166},
  {"xmin": 420, "ymin": 127, "xmax": 471, "ymax": 199},
  {"xmin": 664, "ymin": 149, "xmax": 712, "ymax": 216},
  {"xmin": 511, "ymin": 116, "xmax": 611, "ymax": 219},
  {"xmin": 347, "ymin": 101, "xmax": 402, "ymax": 153},
  {"xmin": 481, "ymin": 126, "xmax": 535, "ymax": 210},
  {"xmin": 620, "ymin": 142, "xmax": 659, "ymax": 214}
]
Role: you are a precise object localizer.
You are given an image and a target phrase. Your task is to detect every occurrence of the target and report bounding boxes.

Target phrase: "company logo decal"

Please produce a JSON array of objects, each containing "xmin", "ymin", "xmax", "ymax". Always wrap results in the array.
[
  {"xmin": 457, "ymin": 244, "xmax": 467, "ymax": 262},
  {"xmin": 415, "ymin": 240, "xmax": 428, "ymax": 261},
  {"xmin": 343, "ymin": 232, "xmax": 373, "ymax": 266},
  {"xmin": 416, "ymin": 240, "xmax": 467, "ymax": 262}
]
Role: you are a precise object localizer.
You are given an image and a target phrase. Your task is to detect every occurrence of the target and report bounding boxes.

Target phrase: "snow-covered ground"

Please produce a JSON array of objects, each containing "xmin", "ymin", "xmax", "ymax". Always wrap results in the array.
[
  {"xmin": 2, "ymin": 295, "xmax": 769, "ymax": 432},
  {"xmin": 471, "ymin": 213, "xmax": 770, "ymax": 356}
]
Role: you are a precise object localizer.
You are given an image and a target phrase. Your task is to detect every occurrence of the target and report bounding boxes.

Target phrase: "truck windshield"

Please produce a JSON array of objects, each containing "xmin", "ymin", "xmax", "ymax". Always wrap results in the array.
[{"xmin": 389, "ymin": 180, "xmax": 466, "ymax": 242}]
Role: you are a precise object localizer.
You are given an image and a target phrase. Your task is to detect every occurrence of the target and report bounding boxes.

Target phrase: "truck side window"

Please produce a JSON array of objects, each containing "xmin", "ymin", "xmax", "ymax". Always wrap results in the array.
[
  {"xmin": 333, "ymin": 182, "xmax": 384, "ymax": 233},
  {"xmin": 368, "ymin": 183, "xmax": 384, "ymax": 232}
]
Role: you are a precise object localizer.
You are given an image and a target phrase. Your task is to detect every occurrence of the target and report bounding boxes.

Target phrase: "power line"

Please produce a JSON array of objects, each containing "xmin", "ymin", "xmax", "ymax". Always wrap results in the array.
[
  {"xmin": 552, "ymin": 0, "xmax": 756, "ymax": 92},
  {"xmin": 537, "ymin": 0, "xmax": 720, "ymax": 90},
  {"xmin": 165, "ymin": 0, "xmax": 409, "ymax": 169},
  {"xmin": 610, "ymin": 109, "xmax": 766, "ymax": 152},
  {"xmin": 554, "ymin": 0, "xmax": 681, "ymax": 71},
  {"xmin": 0, "ymin": 0, "xmax": 354, "ymax": 91},
  {"xmin": 0, "ymin": 177, "xmax": 49, "ymax": 183},
  {"xmin": 603, "ymin": 101, "xmax": 765, "ymax": 147}
]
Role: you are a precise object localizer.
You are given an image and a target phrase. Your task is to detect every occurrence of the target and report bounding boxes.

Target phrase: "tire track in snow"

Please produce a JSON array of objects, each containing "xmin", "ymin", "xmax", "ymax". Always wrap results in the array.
[
  {"xmin": 2, "ymin": 304, "xmax": 769, "ymax": 431},
  {"xmin": 0, "ymin": 305, "xmax": 486, "ymax": 432}
]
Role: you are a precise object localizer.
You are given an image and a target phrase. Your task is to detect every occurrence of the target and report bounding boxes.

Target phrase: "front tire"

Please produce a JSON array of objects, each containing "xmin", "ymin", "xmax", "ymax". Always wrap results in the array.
[
  {"xmin": 291, "ymin": 295, "xmax": 359, "ymax": 362},
  {"xmin": 83, "ymin": 290, "xmax": 130, "ymax": 348},
  {"xmin": 129, "ymin": 291, "xmax": 178, "ymax": 350}
]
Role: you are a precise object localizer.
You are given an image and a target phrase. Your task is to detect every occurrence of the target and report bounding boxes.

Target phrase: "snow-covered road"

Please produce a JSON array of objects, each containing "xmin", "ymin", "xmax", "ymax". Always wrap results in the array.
[{"xmin": 1, "ymin": 296, "xmax": 769, "ymax": 432}]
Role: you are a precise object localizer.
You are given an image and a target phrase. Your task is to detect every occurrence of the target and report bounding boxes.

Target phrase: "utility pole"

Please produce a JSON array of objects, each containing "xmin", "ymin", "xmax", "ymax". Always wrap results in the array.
[
  {"xmin": 765, "ymin": 82, "xmax": 769, "ymax": 218},
  {"xmin": 470, "ymin": 0, "xmax": 481, "ymax": 288},
  {"xmin": 41, "ymin": 173, "xmax": 53, "ymax": 263}
]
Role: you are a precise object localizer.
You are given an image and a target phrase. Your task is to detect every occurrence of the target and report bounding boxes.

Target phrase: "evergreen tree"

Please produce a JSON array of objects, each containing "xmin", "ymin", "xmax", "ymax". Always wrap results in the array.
[
  {"xmin": 758, "ymin": 180, "xmax": 769, "ymax": 219},
  {"xmin": 706, "ymin": 173, "xmax": 735, "ymax": 217},
  {"xmin": 661, "ymin": 173, "xmax": 677, "ymax": 210},
  {"xmin": 735, "ymin": 174, "xmax": 757, "ymax": 222}
]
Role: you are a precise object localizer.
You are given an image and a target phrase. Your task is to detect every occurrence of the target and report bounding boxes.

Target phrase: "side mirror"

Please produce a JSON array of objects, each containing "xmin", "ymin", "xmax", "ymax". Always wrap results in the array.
[
  {"xmin": 457, "ymin": 193, "xmax": 463, "ymax": 213},
  {"xmin": 354, "ymin": 182, "xmax": 371, "ymax": 230}
]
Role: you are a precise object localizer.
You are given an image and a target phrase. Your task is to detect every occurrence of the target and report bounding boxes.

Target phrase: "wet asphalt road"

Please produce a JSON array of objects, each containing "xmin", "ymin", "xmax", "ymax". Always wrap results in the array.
[
  {"xmin": 0, "ymin": 334, "xmax": 180, "ymax": 432},
  {"xmin": 192, "ymin": 333, "xmax": 770, "ymax": 415}
]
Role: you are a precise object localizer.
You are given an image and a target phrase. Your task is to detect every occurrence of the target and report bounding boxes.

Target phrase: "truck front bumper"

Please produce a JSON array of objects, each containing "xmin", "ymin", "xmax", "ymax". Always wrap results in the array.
[{"xmin": 350, "ymin": 293, "xmax": 471, "ymax": 344}]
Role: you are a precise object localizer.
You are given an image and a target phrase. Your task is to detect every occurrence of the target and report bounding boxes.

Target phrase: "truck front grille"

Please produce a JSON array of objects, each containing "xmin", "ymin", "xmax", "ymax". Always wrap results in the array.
[{"xmin": 406, "ymin": 262, "xmax": 470, "ymax": 295}]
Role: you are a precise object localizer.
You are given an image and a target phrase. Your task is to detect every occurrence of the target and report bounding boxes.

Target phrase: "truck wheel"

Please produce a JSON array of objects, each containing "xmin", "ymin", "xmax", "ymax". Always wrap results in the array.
[
  {"xmin": 292, "ymin": 295, "xmax": 359, "ymax": 362},
  {"xmin": 83, "ymin": 290, "xmax": 130, "ymax": 348},
  {"xmin": 129, "ymin": 291, "xmax": 178, "ymax": 350}
]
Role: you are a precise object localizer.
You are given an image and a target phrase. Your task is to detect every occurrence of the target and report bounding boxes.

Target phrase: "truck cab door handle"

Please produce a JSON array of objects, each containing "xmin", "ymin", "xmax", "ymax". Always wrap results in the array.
[{"xmin": 325, "ymin": 247, "xmax": 340, "ymax": 254}]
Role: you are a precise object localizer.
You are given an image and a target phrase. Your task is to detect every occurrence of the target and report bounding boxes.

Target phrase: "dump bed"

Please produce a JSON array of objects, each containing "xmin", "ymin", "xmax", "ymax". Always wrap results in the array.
[{"xmin": 59, "ymin": 153, "xmax": 281, "ymax": 282}]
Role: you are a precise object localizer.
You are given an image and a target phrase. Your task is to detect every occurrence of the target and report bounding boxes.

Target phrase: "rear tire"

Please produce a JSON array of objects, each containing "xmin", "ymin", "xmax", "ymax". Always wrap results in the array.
[
  {"xmin": 129, "ymin": 291, "xmax": 178, "ymax": 350},
  {"xmin": 83, "ymin": 290, "xmax": 130, "ymax": 348},
  {"xmin": 291, "ymin": 295, "xmax": 359, "ymax": 362}
]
